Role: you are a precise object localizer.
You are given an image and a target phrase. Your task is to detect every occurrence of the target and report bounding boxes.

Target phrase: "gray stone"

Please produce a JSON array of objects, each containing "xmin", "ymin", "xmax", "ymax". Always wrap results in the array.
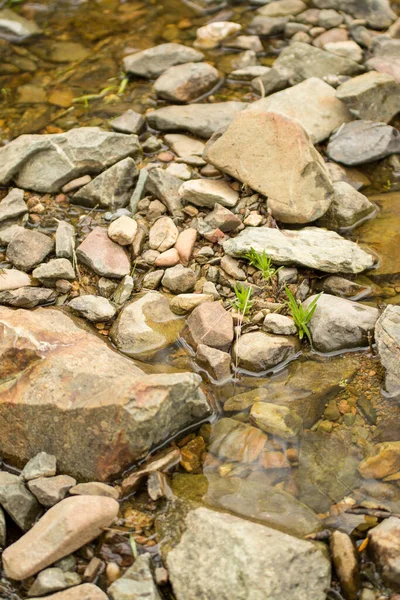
[
  {"xmin": 108, "ymin": 553, "xmax": 161, "ymax": 600},
  {"xmin": 230, "ymin": 65, "xmax": 270, "ymax": 81},
  {"xmin": 28, "ymin": 476, "xmax": 77, "ymax": 507},
  {"xmin": 223, "ymin": 226, "xmax": 374, "ymax": 274},
  {"xmin": 204, "ymin": 111, "xmax": 333, "ymax": 224},
  {"xmin": 56, "ymin": 222, "xmax": 75, "ymax": 259},
  {"xmin": 72, "ymin": 157, "xmax": 138, "ymax": 209},
  {"xmin": 257, "ymin": 0, "xmax": 307, "ymax": 17},
  {"xmin": 29, "ymin": 584, "xmax": 108, "ymax": 599},
  {"xmin": 250, "ymin": 16, "xmax": 289, "ymax": 36},
  {"xmin": 0, "ymin": 128, "xmax": 141, "ymax": 193},
  {"xmin": 22, "ymin": 452, "xmax": 57, "ymax": 481},
  {"xmin": 164, "ymin": 134, "xmax": 204, "ymax": 157},
  {"xmin": 0, "ymin": 223, "xmax": 25, "ymax": 246},
  {"xmin": 312, "ymin": 0, "xmax": 396, "ymax": 29},
  {"xmin": 251, "ymin": 67, "xmax": 289, "ymax": 96},
  {"xmin": 220, "ymin": 255, "xmax": 246, "ymax": 280},
  {"xmin": 76, "ymin": 227, "xmax": 131, "ymax": 279},
  {"xmin": 336, "ymin": 71, "xmax": 400, "ymax": 123},
  {"xmin": 112, "ymin": 275, "xmax": 134, "ymax": 306},
  {"xmin": 327, "ymin": 120, "xmax": 400, "ymax": 166},
  {"xmin": 0, "ymin": 188, "xmax": 27, "ymax": 223},
  {"xmin": 109, "ymin": 110, "xmax": 145, "ymax": 135},
  {"xmin": 196, "ymin": 344, "xmax": 231, "ymax": 382},
  {"xmin": 248, "ymin": 77, "xmax": 353, "ymax": 143},
  {"xmin": 147, "ymin": 102, "xmax": 247, "ymax": 139},
  {"xmin": 233, "ymin": 331, "xmax": 299, "ymax": 373},
  {"xmin": 7, "ymin": 229, "xmax": 54, "ymax": 272},
  {"xmin": 318, "ymin": 9, "xmax": 343, "ymax": 28},
  {"xmin": 324, "ymin": 41, "xmax": 363, "ymax": 64},
  {"xmin": 28, "ymin": 567, "xmax": 81, "ymax": 597},
  {"xmin": 179, "ymin": 179, "xmax": 239, "ymax": 209},
  {"xmin": 0, "ymin": 471, "xmax": 42, "ymax": 531},
  {"xmin": 375, "ymin": 306, "xmax": 400, "ymax": 399},
  {"xmin": 123, "ymin": 43, "xmax": 204, "ymax": 78},
  {"xmin": 167, "ymin": 507, "xmax": 330, "ymax": 600},
  {"xmin": 154, "ymin": 62, "xmax": 220, "ymax": 103},
  {"xmin": 224, "ymin": 35, "xmax": 263, "ymax": 52},
  {"xmin": 368, "ymin": 517, "xmax": 400, "ymax": 590},
  {"xmin": 303, "ymin": 294, "xmax": 379, "ymax": 353},
  {"xmin": 250, "ymin": 402, "xmax": 303, "ymax": 439},
  {"xmin": 67, "ymin": 295, "xmax": 116, "ymax": 322},
  {"xmin": 0, "ymin": 8, "xmax": 42, "ymax": 42},
  {"xmin": 162, "ymin": 265, "xmax": 197, "ymax": 294},
  {"xmin": 32, "ymin": 259, "xmax": 75, "ymax": 282},
  {"xmin": 263, "ymin": 313, "xmax": 297, "ymax": 336},
  {"xmin": 317, "ymin": 181, "xmax": 375, "ymax": 229},
  {"xmin": 0, "ymin": 287, "xmax": 56, "ymax": 308},
  {"xmin": 145, "ymin": 168, "xmax": 183, "ymax": 219}
]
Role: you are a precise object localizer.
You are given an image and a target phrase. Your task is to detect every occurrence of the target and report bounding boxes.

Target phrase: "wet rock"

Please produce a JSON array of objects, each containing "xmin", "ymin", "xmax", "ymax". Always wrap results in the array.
[
  {"xmin": 123, "ymin": 43, "xmax": 204, "ymax": 78},
  {"xmin": 0, "ymin": 128, "xmax": 141, "ymax": 193},
  {"xmin": 204, "ymin": 204, "xmax": 241, "ymax": 232},
  {"xmin": 250, "ymin": 16, "xmax": 289, "ymax": 36},
  {"xmin": 76, "ymin": 227, "xmax": 130, "ymax": 279},
  {"xmin": 167, "ymin": 507, "xmax": 330, "ymax": 600},
  {"xmin": 358, "ymin": 442, "xmax": 400, "ymax": 479},
  {"xmin": 0, "ymin": 268, "xmax": 31, "ymax": 292},
  {"xmin": 204, "ymin": 111, "xmax": 333, "ymax": 224},
  {"xmin": 28, "ymin": 475, "xmax": 76, "ymax": 507},
  {"xmin": 108, "ymin": 216, "xmax": 137, "ymax": 246},
  {"xmin": 179, "ymin": 179, "xmax": 239, "ymax": 209},
  {"xmin": 330, "ymin": 530, "xmax": 360, "ymax": 600},
  {"xmin": 67, "ymin": 295, "xmax": 116, "ymax": 322},
  {"xmin": 0, "ymin": 306, "xmax": 209, "ymax": 480},
  {"xmin": 121, "ymin": 447, "xmax": 181, "ymax": 496},
  {"xmin": 366, "ymin": 38, "xmax": 400, "ymax": 83},
  {"xmin": 257, "ymin": 0, "xmax": 307, "ymax": 17},
  {"xmin": 194, "ymin": 21, "xmax": 241, "ymax": 50},
  {"xmin": 145, "ymin": 168, "xmax": 183, "ymax": 219},
  {"xmin": 110, "ymin": 110, "xmax": 145, "ymax": 135},
  {"xmin": 233, "ymin": 331, "xmax": 299, "ymax": 372},
  {"xmin": 312, "ymin": 0, "xmax": 395, "ymax": 29},
  {"xmin": 147, "ymin": 102, "xmax": 247, "ymax": 139},
  {"xmin": 250, "ymin": 402, "xmax": 302, "ymax": 439},
  {"xmin": 28, "ymin": 568, "xmax": 81, "ymax": 597},
  {"xmin": 0, "ymin": 471, "xmax": 42, "ymax": 531},
  {"xmin": 336, "ymin": 71, "xmax": 400, "ymax": 123},
  {"xmin": 209, "ymin": 418, "xmax": 267, "ymax": 463},
  {"xmin": 317, "ymin": 276, "xmax": 370, "ymax": 300},
  {"xmin": 263, "ymin": 313, "xmax": 297, "ymax": 336},
  {"xmin": 230, "ymin": 65, "xmax": 270, "ymax": 81},
  {"xmin": 33, "ymin": 258, "xmax": 75, "ymax": 283},
  {"xmin": 368, "ymin": 517, "xmax": 400, "ymax": 590},
  {"xmin": 303, "ymin": 294, "xmax": 379, "ymax": 353},
  {"xmin": 7, "ymin": 229, "xmax": 54, "ymax": 272},
  {"xmin": 72, "ymin": 157, "xmax": 138, "ymax": 210},
  {"xmin": 248, "ymin": 77, "xmax": 352, "ymax": 143},
  {"xmin": 0, "ymin": 287, "xmax": 56, "ymax": 308},
  {"xmin": 0, "ymin": 8, "xmax": 42, "ymax": 42},
  {"xmin": 56, "ymin": 221, "xmax": 75, "ymax": 260},
  {"xmin": 108, "ymin": 553, "xmax": 161, "ymax": 600},
  {"xmin": 169, "ymin": 293, "xmax": 213, "ymax": 315},
  {"xmin": 224, "ymin": 226, "xmax": 374, "ymax": 274},
  {"xmin": 375, "ymin": 306, "xmax": 400, "ymax": 399},
  {"xmin": 154, "ymin": 62, "xmax": 220, "ymax": 103},
  {"xmin": 0, "ymin": 188, "xmax": 27, "ymax": 223},
  {"xmin": 110, "ymin": 291, "xmax": 183, "ymax": 359},
  {"xmin": 22, "ymin": 452, "xmax": 57, "ymax": 481},
  {"xmin": 69, "ymin": 482, "xmax": 119, "ymax": 499},
  {"xmin": 184, "ymin": 301, "xmax": 233, "ymax": 351},
  {"xmin": 196, "ymin": 344, "xmax": 231, "ymax": 382},
  {"xmin": 149, "ymin": 217, "xmax": 178, "ymax": 252},
  {"xmin": 317, "ymin": 181, "xmax": 375, "ymax": 229},
  {"xmin": 162, "ymin": 264, "xmax": 197, "ymax": 294},
  {"xmin": 298, "ymin": 429, "xmax": 362, "ymax": 512},
  {"xmin": 2, "ymin": 496, "xmax": 119, "ymax": 580},
  {"xmin": 29, "ymin": 584, "xmax": 108, "ymax": 599},
  {"xmin": 327, "ymin": 120, "xmax": 400, "ymax": 166}
]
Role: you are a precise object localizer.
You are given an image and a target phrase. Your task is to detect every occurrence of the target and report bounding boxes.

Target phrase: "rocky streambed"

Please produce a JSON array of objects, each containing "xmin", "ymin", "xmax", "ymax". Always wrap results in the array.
[{"xmin": 1, "ymin": 0, "xmax": 400, "ymax": 598}]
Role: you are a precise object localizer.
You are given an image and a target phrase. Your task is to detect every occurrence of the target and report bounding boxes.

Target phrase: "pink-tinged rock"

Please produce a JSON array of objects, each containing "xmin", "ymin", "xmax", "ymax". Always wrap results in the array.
[
  {"xmin": 175, "ymin": 228, "xmax": 197, "ymax": 265},
  {"xmin": 155, "ymin": 248, "xmax": 180, "ymax": 267},
  {"xmin": 0, "ymin": 268, "xmax": 31, "ymax": 292},
  {"xmin": 184, "ymin": 301, "xmax": 234, "ymax": 351},
  {"xmin": 2, "ymin": 496, "xmax": 119, "ymax": 580},
  {"xmin": 76, "ymin": 227, "xmax": 130, "ymax": 279},
  {"xmin": 29, "ymin": 584, "xmax": 108, "ymax": 600},
  {"xmin": 313, "ymin": 27, "xmax": 348, "ymax": 48}
]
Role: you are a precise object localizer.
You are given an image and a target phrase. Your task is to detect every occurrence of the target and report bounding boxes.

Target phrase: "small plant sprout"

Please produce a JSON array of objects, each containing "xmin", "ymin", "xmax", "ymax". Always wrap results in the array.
[
  {"xmin": 244, "ymin": 248, "xmax": 282, "ymax": 284},
  {"xmin": 285, "ymin": 287, "xmax": 322, "ymax": 345},
  {"xmin": 230, "ymin": 283, "xmax": 253, "ymax": 316}
]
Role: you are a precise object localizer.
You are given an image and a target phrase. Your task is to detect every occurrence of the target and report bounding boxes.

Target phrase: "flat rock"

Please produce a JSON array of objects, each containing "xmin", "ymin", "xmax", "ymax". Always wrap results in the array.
[
  {"xmin": 76, "ymin": 227, "xmax": 130, "ymax": 279},
  {"xmin": 330, "ymin": 531, "xmax": 360, "ymax": 600},
  {"xmin": 69, "ymin": 482, "xmax": 119, "ymax": 499},
  {"xmin": 71, "ymin": 157, "xmax": 138, "ymax": 209},
  {"xmin": 147, "ymin": 102, "xmax": 247, "ymax": 139},
  {"xmin": 233, "ymin": 331, "xmax": 299, "ymax": 373},
  {"xmin": 327, "ymin": 120, "xmax": 400, "ymax": 166},
  {"xmin": 22, "ymin": 452, "xmax": 57, "ymax": 481},
  {"xmin": 248, "ymin": 77, "xmax": 353, "ymax": 143},
  {"xmin": 0, "ymin": 306, "xmax": 209, "ymax": 480},
  {"xmin": 167, "ymin": 507, "xmax": 330, "ymax": 600},
  {"xmin": 209, "ymin": 418, "xmax": 267, "ymax": 463},
  {"xmin": 312, "ymin": 0, "xmax": 395, "ymax": 29},
  {"xmin": 6, "ymin": 229, "xmax": 54, "ymax": 272},
  {"xmin": 204, "ymin": 204, "xmax": 241, "ymax": 232},
  {"xmin": 28, "ymin": 584, "xmax": 108, "ymax": 600},
  {"xmin": 32, "ymin": 258, "xmax": 75, "ymax": 282},
  {"xmin": 0, "ymin": 188, "xmax": 27, "ymax": 223},
  {"xmin": 257, "ymin": 0, "xmax": 307, "ymax": 17},
  {"xmin": 154, "ymin": 62, "xmax": 220, "ymax": 103},
  {"xmin": 0, "ymin": 471, "xmax": 42, "ymax": 531},
  {"xmin": 110, "ymin": 291, "xmax": 183, "ymax": 359},
  {"xmin": 108, "ymin": 553, "xmax": 161, "ymax": 600},
  {"xmin": 123, "ymin": 43, "xmax": 204, "ymax": 78},
  {"xmin": 169, "ymin": 293, "xmax": 214, "ymax": 315},
  {"xmin": 109, "ymin": 110, "xmax": 145, "ymax": 135},
  {"xmin": 0, "ymin": 128, "xmax": 141, "ymax": 193},
  {"xmin": 223, "ymin": 226, "xmax": 374, "ymax": 274},
  {"xmin": 0, "ymin": 287, "xmax": 56, "ymax": 308},
  {"xmin": 164, "ymin": 134, "xmax": 205, "ymax": 157},
  {"xmin": 336, "ymin": 71, "xmax": 400, "ymax": 123},
  {"xmin": 28, "ymin": 475, "xmax": 77, "ymax": 507},
  {"xmin": 324, "ymin": 40, "xmax": 363, "ymax": 63},
  {"xmin": 196, "ymin": 344, "xmax": 231, "ymax": 382},
  {"xmin": 2, "ymin": 496, "xmax": 119, "ymax": 580},
  {"xmin": 0, "ymin": 8, "xmax": 42, "ymax": 42},
  {"xmin": 67, "ymin": 295, "xmax": 116, "ymax": 322},
  {"xmin": 375, "ymin": 306, "xmax": 400, "ymax": 399},
  {"xmin": 317, "ymin": 181, "xmax": 375, "ymax": 229},
  {"xmin": 204, "ymin": 111, "xmax": 333, "ymax": 224},
  {"xmin": 184, "ymin": 301, "xmax": 234, "ymax": 351},
  {"xmin": 303, "ymin": 294, "xmax": 379, "ymax": 353},
  {"xmin": 179, "ymin": 179, "xmax": 239, "ymax": 209},
  {"xmin": 0, "ymin": 268, "xmax": 31, "ymax": 292}
]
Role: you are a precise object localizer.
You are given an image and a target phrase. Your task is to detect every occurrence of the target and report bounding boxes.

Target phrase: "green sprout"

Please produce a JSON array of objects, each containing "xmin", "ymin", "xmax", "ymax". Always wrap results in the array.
[
  {"xmin": 285, "ymin": 287, "xmax": 322, "ymax": 345},
  {"xmin": 244, "ymin": 247, "xmax": 282, "ymax": 284},
  {"xmin": 230, "ymin": 283, "xmax": 253, "ymax": 315}
]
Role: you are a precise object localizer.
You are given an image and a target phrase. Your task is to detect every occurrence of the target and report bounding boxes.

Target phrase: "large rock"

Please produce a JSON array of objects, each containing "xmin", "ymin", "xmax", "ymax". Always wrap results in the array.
[
  {"xmin": 0, "ymin": 8, "xmax": 42, "ymax": 42},
  {"xmin": 146, "ymin": 102, "xmax": 247, "ymax": 139},
  {"xmin": 336, "ymin": 71, "xmax": 400, "ymax": 124},
  {"xmin": 123, "ymin": 43, "xmax": 204, "ymax": 78},
  {"xmin": 0, "ymin": 307, "xmax": 209, "ymax": 480},
  {"xmin": 6, "ymin": 229, "xmax": 54, "ymax": 272},
  {"xmin": 223, "ymin": 226, "xmax": 374, "ymax": 274},
  {"xmin": 327, "ymin": 120, "xmax": 400, "ymax": 166},
  {"xmin": 375, "ymin": 306, "xmax": 400, "ymax": 399},
  {"xmin": 233, "ymin": 331, "xmax": 299, "ymax": 373},
  {"xmin": 110, "ymin": 292, "xmax": 184, "ymax": 359},
  {"xmin": 0, "ymin": 128, "xmax": 141, "ymax": 193},
  {"xmin": 76, "ymin": 227, "xmax": 131, "ymax": 279},
  {"xmin": 0, "ymin": 287, "xmax": 56, "ymax": 308},
  {"xmin": 312, "ymin": 0, "xmax": 395, "ymax": 29},
  {"xmin": 368, "ymin": 517, "xmax": 400, "ymax": 590},
  {"xmin": 204, "ymin": 111, "xmax": 333, "ymax": 224},
  {"xmin": 2, "ymin": 496, "xmax": 119, "ymax": 580},
  {"xmin": 167, "ymin": 507, "xmax": 331, "ymax": 600},
  {"xmin": 317, "ymin": 181, "xmax": 375, "ymax": 229},
  {"xmin": 303, "ymin": 294, "xmax": 379, "ymax": 353},
  {"xmin": 154, "ymin": 62, "xmax": 220, "ymax": 103},
  {"xmin": 248, "ymin": 77, "xmax": 353, "ymax": 143}
]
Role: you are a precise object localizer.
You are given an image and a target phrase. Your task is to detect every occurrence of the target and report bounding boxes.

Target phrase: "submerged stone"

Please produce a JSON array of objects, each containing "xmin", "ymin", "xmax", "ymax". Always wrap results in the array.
[{"xmin": 375, "ymin": 305, "xmax": 400, "ymax": 399}]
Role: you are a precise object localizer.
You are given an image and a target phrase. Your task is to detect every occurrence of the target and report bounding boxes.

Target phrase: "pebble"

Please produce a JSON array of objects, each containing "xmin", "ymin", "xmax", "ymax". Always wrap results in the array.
[
  {"xmin": 56, "ymin": 221, "xmax": 75, "ymax": 260},
  {"xmin": 32, "ymin": 258, "xmax": 75, "ymax": 282},
  {"xmin": 29, "ymin": 583, "xmax": 108, "ymax": 599},
  {"xmin": 330, "ymin": 530, "xmax": 360, "ymax": 600},
  {"xmin": 0, "ymin": 471, "xmax": 42, "ymax": 531},
  {"xmin": 154, "ymin": 248, "xmax": 181, "ymax": 267},
  {"xmin": 61, "ymin": 175, "xmax": 92, "ymax": 194},
  {"xmin": 68, "ymin": 295, "xmax": 117, "ymax": 322},
  {"xmin": 69, "ymin": 482, "xmax": 119, "ymax": 499},
  {"xmin": 196, "ymin": 344, "xmax": 231, "ymax": 382},
  {"xmin": 109, "ymin": 110, "xmax": 145, "ymax": 135},
  {"xmin": 185, "ymin": 301, "xmax": 234, "ymax": 351},
  {"xmin": 169, "ymin": 293, "xmax": 214, "ymax": 315},
  {"xmin": 108, "ymin": 216, "xmax": 138, "ymax": 246},
  {"xmin": 175, "ymin": 228, "xmax": 197, "ymax": 265},
  {"xmin": 28, "ymin": 568, "xmax": 82, "ymax": 597},
  {"xmin": 162, "ymin": 264, "xmax": 197, "ymax": 294},
  {"xmin": 7, "ymin": 229, "xmax": 54, "ymax": 272},
  {"xmin": 149, "ymin": 216, "xmax": 179, "ymax": 252},
  {"xmin": 263, "ymin": 313, "xmax": 297, "ymax": 336},
  {"xmin": 194, "ymin": 21, "xmax": 242, "ymax": 50},
  {"xmin": 0, "ymin": 268, "xmax": 32, "ymax": 292},
  {"xmin": 0, "ymin": 188, "xmax": 27, "ymax": 223},
  {"xmin": 179, "ymin": 179, "xmax": 239, "ymax": 209}
]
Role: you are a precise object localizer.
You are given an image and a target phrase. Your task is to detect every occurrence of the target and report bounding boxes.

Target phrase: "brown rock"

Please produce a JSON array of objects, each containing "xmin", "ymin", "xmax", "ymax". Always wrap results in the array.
[
  {"xmin": 76, "ymin": 227, "xmax": 130, "ymax": 279},
  {"xmin": 154, "ymin": 248, "xmax": 180, "ymax": 267},
  {"xmin": 2, "ymin": 496, "xmax": 119, "ymax": 580},
  {"xmin": 69, "ymin": 482, "xmax": 119, "ymax": 500},
  {"xmin": 209, "ymin": 418, "xmax": 267, "ymax": 463},
  {"xmin": 358, "ymin": 442, "xmax": 400, "ymax": 479},
  {"xmin": 175, "ymin": 228, "xmax": 197, "ymax": 265},
  {"xmin": 368, "ymin": 517, "xmax": 400, "ymax": 590},
  {"xmin": 259, "ymin": 450, "xmax": 290, "ymax": 470},
  {"xmin": 29, "ymin": 583, "xmax": 108, "ymax": 600},
  {"xmin": 330, "ymin": 530, "xmax": 360, "ymax": 600},
  {"xmin": 184, "ymin": 302, "xmax": 234, "ymax": 351}
]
